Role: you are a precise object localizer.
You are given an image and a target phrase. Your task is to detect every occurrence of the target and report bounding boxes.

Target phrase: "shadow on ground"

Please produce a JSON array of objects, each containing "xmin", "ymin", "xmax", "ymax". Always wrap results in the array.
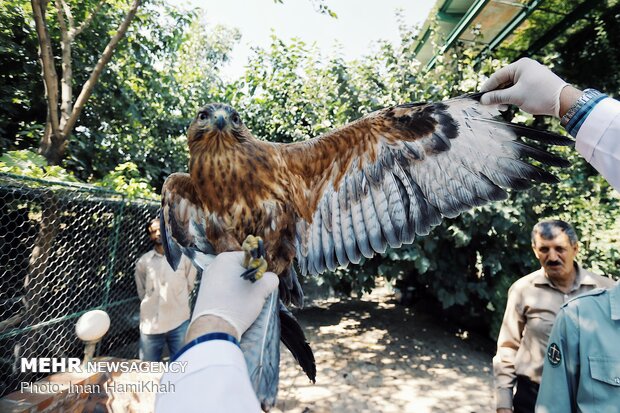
[{"xmin": 274, "ymin": 288, "xmax": 495, "ymax": 413}]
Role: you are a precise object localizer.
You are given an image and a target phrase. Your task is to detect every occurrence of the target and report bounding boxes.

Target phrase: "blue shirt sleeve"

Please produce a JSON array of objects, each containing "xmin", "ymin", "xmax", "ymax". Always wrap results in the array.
[{"xmin": 564, "ymin": 92, "xmax": 607, "ymax": 137}]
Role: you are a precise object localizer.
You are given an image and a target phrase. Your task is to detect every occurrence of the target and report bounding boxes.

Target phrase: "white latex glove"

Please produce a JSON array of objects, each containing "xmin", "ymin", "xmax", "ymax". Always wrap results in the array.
[
  {"xmin": 480, "ymin": 58, "xmax": 568, "ymax": 117},
  {"xmin": 190, "ymin": 251, "xmax": 279, "ymax": 340}
]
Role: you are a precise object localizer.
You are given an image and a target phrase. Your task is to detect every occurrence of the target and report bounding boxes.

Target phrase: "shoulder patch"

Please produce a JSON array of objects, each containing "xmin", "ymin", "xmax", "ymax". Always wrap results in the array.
[{"xmin": 547, "ymin": 342, "xmax": 562, "ymax": 367}]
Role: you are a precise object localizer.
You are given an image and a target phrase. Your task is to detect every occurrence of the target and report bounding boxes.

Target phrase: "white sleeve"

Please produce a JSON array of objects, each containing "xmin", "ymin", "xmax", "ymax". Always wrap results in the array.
[
  {"xmin": 575, "ymin": 97, "xmax": 620, "ymax": 192},
  {"xmin": 155, "ymin": 340, "xmax": 261, "ymax": 413}
]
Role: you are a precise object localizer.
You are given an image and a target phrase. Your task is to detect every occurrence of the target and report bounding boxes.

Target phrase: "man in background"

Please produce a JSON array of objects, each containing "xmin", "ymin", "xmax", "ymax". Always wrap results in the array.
[
  {"xmin": 493, "ymin": 219, "xmax": 614, "ymax": 413},
  {"xmin": 135, "ymin": 217, "xmax": 197, "ymax": 361}
]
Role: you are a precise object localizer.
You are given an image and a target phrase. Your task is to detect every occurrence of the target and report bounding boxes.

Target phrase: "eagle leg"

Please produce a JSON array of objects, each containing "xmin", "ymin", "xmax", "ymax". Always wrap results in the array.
[{"xmin": 241, "ymin": 235, "xmax": 268, "ymax": 282}]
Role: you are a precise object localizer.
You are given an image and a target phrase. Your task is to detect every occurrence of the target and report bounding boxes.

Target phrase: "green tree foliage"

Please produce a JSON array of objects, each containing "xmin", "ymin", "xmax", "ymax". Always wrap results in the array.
[
  {"xmin": 63, "ymin": 2, "xmax": 239, "ymax": 187},
  {"xmin": 0, "ymin": 1, "xmax": 44, "ymax": 152},
  {"xmin": 547, "ymin": 0, "xmax": 620, "ymax": 95},
  {"xmin": 218, "ymin": 15, "xmax": 619, "ymax": 338},
  {"xmin": 0, "ymin": 149, "xmax": 156, "ymax": 198},
  {"xmin": 1, "ymin": 2, "xmax": 618, "ymax": 338},
  {"xmin": 0, "ymin": 0, "xmax": 238, "ymax": 191},
  {"xmin": 0, "ymin": 149, "xmax": 78, "ymax": 182},
  {"xmin": 97, "ymin": 161, "xmax": 158, "ymax": 199},
  {"xmin": 497, "ymin": 0, "xmax": 620, "ymax": 95}
]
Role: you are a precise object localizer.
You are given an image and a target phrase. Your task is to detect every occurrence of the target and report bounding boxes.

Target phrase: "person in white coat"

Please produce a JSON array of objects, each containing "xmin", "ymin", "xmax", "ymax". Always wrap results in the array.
[
  {"xmin": 155, "ymin": 251, "xmax": 278, "ymax": 413},
  {"xmin": 157, "ymin": 58, "xmax": 620, "ymax": 413},
  {"xmin": 480, "ymin": 57, "xmax": 619, "ymax": 192}
]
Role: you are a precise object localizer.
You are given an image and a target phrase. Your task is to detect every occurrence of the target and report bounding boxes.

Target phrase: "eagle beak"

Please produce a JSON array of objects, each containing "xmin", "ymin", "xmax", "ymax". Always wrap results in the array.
[{"xmin": 215, "ymin": 114, "xmax": 226, "ymax": 131}]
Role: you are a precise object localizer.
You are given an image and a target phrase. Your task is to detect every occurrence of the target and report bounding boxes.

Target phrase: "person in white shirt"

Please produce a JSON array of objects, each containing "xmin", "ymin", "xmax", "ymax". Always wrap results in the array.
[
  {"xmin": 135, "ymin": 218, "xmax": 197, "ymax": 361},
  {"xmin": 156, "ymin": 58, "xmax": 620, "ymax": 413}
]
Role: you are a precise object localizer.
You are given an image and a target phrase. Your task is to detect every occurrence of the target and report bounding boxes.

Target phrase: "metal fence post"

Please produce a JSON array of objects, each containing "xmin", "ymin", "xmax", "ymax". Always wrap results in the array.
[{"xmin": 98, "ymin": 198, "xmax": 126, "ymax": 357}]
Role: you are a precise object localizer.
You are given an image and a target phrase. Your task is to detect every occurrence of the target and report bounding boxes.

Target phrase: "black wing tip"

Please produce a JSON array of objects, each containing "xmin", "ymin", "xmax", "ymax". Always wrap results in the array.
[
  {"xmin": 532, "ymin": 168, "xmax": 560, "ymax": 184},
  {"xmin": 511, "ymin": 142, "xmax": 571, "ymax": 168},
  {"xmin": 533, "ymin": 155, "xmax": 571, "ymax": 169},
  {"xmin": 454, "ymin": 95, "xmax": 576, "ymax": 147},
  {"xmin": 471, "ymin": 117, "xmax": 575, "ymax": 146},
  {"xmin": 508, "ymin": 123, "xmax": 575, "ymax": 147},
  {"xmin": 458, "ymin": 91, "xmax": 484, "ymax": 101}
]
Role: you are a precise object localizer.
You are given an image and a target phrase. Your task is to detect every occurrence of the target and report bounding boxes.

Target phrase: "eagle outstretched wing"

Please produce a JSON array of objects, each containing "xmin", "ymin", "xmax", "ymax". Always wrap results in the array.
[{"xmin": 284, "ymin": 93, "xmax": 572, "ymax": 276}]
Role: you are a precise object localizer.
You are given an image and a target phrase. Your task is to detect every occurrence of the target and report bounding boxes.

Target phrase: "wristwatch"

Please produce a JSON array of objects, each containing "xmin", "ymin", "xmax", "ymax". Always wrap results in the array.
[{"xmin": 560, "ymin": 88, "xmax": 604, "ymax": 128}]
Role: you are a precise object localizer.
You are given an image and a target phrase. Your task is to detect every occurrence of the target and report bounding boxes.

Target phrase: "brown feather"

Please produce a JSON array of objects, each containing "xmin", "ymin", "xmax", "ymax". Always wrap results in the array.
[{"xmin": 281, "ymin": 104, "xmax": 441, "ymax": 218}]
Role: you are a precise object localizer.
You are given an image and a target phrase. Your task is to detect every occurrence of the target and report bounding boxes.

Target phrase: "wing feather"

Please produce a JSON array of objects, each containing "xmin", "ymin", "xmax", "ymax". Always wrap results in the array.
[
  {"xmin": 382, "ymin": 171, "xmax": 407, "ymax": 246},
  {"xmin": 309, "ymin": 208, "xmax": 324, "ymax": 274},
  {"xmin": 339, "ymin": 179, "xmax": 361, "ymax": 264},
  {"xmin": 321, "ymin": 215, "xmax": 337, "ymax": 271},
  {"xmin": 330, "ymin": 189, "xmax": 348, "ymax": 267},
  {"xmin": 160, "ymin": 172, "xmax": 214, "ymax": 270},
  {"xmin": 347, "ymin": 172, "xmax": 374, "ymax": 259},
  {"xmin": 360, "ymin": 171, "xmax": 387, "ymax": 253},
  {"xmin": 387, "ymin": 161, "xmax": 414, "ymax": 241},
  {"xmin": 285, "ymin": 96, "xmax": 571, "ymax": 275},
  {"xmin": 368, "ymin": 170, "xmax": 401, "ymax": 248},
  {"xmin": 295, "ymin": 221, "xmax": 309, "ymax": 276},
  {"xmin": 319, "ymin": 190, "xmax": 337, "ymax": 271}
]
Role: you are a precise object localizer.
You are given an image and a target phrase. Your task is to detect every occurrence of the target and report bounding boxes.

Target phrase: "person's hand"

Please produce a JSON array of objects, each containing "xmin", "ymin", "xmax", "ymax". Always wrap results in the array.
[
  {"xmin": 480, "ymin": 58, "xmax": 568, "ymax": 117},
  {"xmin": 188, "ymin": 251, "xmax": 279, "ymax": 341}
]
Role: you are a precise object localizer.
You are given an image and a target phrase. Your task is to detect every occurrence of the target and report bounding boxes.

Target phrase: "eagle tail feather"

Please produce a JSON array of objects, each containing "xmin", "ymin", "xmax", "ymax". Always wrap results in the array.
[{"xmin": 279, "ymin": 302, "xmax": 316, "ymax": 383}]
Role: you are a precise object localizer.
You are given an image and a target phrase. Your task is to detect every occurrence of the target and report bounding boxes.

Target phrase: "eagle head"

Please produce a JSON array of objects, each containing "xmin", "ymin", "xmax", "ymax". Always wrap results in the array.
[{"xmin": 188, "ymin": 103, "xmax": 251, "ymax": 145}]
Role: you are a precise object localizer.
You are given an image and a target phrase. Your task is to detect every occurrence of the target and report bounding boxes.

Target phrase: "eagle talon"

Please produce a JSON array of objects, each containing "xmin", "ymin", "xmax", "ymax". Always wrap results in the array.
[
  {"xmin": 241, "ymin": 235, "xmax": 268, "ymax": 282},
  {"xmin": 240, "ymin": 257, "xmax": 268, "ymax": 282}
]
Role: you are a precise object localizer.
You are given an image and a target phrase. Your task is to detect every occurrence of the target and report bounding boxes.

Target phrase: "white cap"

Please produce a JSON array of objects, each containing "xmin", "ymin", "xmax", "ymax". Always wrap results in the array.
[{"xmin": 75, "ymin": 310, "xmax": 110, "ymax": 342}]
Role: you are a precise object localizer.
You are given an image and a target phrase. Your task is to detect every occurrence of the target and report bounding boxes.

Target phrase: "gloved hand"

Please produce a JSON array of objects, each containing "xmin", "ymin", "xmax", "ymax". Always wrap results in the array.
[
  {"xmin": 480, "ymin": 58, "xmax": 568, "ymax": 117},
  {"xmin": 190, "ymin": 251, "xmax": 279, "ymax": 340}
]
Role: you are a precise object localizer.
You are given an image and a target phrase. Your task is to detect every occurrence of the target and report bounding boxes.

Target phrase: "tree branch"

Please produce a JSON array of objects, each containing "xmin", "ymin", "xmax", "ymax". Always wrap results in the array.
[
  {"xmin": 54, "ymin": 0, "xmax": 73, "ymax": 127},
  {"xmin": 58, "ymin": 0, "xmax": 74, "ymax": 32},
  {"xmin": 73, "ymin": 0, "xmax": 107, "ymax": 39},
  {"xmin": 63, "ymin": 0, "xmax": 141, "ymax": 136},
  {"xmin": 31, "ymin": 0, "xmax": 60, "ymax": 135}
]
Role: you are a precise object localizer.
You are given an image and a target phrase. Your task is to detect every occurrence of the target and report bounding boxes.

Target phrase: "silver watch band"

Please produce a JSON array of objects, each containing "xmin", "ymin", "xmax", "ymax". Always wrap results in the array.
[{"xmin": 560, "ymin": 88, "xmax": 602, "ymax": 127}]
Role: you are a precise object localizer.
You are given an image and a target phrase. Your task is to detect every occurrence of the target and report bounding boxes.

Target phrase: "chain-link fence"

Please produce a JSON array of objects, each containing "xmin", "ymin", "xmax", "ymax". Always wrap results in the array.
[{"xmin": 0, "ymin": 172, "xmax": 159, "ymax": 397}]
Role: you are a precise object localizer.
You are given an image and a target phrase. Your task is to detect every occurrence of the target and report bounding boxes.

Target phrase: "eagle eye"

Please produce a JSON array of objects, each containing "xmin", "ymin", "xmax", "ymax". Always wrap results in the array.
[
  {"xmin": 198, "ymin": 112, "xmax": 208, "ymax": 121},
  {"xmin": 231, "ymin": 113, "xmax": 240, "ymax": 124}
]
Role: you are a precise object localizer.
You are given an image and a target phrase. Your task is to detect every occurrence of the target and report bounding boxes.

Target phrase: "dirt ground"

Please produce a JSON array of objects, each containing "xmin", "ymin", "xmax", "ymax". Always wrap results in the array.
[{"xmin": 274, "ymin": 287, "xmax": 496, "ymax": 413}]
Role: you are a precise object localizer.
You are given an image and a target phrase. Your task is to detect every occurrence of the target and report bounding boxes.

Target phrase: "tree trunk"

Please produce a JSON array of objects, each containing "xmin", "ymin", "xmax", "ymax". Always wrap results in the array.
[
  {"xmin": 17, "ymin": 190, "xmax": 60, "ymax": 382},
  {"xmin": 39, "ymin": 123, "xmax": 67, "ymax": 165},
  {"xmin": 32, "ymin": 0, "xmax": 141, "ymax": 166}
]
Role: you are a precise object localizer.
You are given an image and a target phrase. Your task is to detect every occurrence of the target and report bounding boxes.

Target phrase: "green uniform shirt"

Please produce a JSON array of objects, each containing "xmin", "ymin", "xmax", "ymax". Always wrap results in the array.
[{"xmin": 536, "ymin": 282, "xmax": 620, "ymax": 413}]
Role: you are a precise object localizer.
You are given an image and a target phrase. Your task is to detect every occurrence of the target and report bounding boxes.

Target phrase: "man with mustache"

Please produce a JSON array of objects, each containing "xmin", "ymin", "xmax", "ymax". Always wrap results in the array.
[{"xmin": 492, "ymin": 219, "xmax": 614, "ymax": 413}]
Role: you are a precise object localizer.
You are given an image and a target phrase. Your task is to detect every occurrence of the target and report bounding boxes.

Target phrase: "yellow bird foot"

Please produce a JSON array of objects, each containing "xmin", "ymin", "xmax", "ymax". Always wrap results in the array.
[{"xmin": 241, "ymin": 235, "xmax": 267, "ymax": 282}]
